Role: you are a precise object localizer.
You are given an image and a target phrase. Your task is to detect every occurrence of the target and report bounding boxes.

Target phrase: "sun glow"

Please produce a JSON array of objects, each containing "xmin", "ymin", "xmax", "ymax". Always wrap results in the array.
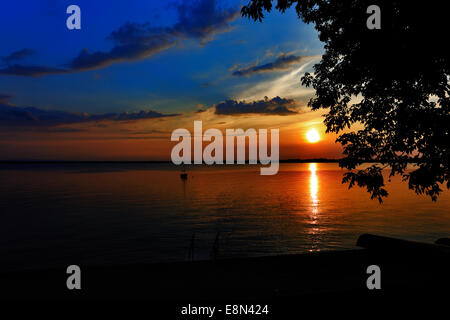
[{"xmin": 306, "ymin": 128, "xmax": 320, "ymax": 143}]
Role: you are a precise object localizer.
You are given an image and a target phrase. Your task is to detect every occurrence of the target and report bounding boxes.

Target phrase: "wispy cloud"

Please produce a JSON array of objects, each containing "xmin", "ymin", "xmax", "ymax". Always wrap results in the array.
[
  {"xmin": 232, "ymin": 53, "xmax": 313, "ymax": 77},
  {"xmin": 235, "ymin": 55, "xmax": 321, "ymax": 101}
]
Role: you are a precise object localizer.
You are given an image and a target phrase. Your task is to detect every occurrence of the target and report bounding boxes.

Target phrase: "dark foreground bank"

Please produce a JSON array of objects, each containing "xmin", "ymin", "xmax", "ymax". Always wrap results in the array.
[{"xmin": 1, "ymin": 235, "xmax": 449, "ymax": 315}]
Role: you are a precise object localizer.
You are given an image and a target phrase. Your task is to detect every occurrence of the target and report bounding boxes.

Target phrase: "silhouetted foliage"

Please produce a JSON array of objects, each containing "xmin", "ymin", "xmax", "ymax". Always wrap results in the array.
[{"xmin": 242, "ymin": 0, "xmax": 450, "ymax": 202}]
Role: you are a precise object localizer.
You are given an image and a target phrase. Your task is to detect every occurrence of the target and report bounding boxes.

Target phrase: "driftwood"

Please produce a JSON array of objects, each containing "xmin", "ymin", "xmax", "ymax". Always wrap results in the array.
[
  {"xmin": 356, "ymin": 234, "xmax": 450, "ymax": 255},
  {"xmin": 435, "ymin": 238, "xmax": 450, "ymax": 246}
]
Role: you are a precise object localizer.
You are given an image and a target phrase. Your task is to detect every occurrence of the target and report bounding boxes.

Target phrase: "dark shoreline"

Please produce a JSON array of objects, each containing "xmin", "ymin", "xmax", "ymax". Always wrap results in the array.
[{"xmin": 1, "ymin": 235, "xmax": 448, "ymax": 304}]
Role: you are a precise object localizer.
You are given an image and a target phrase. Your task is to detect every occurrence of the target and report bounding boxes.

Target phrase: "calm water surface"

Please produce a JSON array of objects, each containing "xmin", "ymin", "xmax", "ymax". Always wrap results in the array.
[{"xmin": 1, "ymin": 163, "xmax": 449, "ymax": 271}]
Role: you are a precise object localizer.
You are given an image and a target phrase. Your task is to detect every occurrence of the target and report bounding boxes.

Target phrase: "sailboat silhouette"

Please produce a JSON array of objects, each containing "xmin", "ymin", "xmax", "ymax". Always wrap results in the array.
[{"xmin": 180, "ymin": 164, "xmax": 188, "ymax": 180}]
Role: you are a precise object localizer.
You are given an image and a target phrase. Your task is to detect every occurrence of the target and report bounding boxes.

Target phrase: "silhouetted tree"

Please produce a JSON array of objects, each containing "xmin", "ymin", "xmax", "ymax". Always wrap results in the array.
[{"xmin": 242, "ymin": 0, "xmax": 449, "ymax": 201}]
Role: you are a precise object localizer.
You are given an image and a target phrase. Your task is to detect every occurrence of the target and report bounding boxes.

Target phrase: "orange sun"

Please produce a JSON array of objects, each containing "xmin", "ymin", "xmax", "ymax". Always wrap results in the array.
[{"xmin": 306, "ymin": 128, "xmax": 320, "ymax": 143}]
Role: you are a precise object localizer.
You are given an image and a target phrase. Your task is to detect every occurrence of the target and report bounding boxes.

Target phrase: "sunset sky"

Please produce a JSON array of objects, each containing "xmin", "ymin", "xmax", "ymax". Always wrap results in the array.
[{"xmin": 0, "ymin": 0, "xmax": 343, "ymax": 160}]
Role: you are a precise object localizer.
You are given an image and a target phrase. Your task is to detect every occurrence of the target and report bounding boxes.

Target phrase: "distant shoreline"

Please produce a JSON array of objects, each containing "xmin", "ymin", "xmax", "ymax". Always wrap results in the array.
[
  {"xmin": 0, "ymin": 159, "xmax": 425, "ymax": 164},
  {"xmin": 0, "ymin": 159, "xmax": 341, "ymax": 164}
]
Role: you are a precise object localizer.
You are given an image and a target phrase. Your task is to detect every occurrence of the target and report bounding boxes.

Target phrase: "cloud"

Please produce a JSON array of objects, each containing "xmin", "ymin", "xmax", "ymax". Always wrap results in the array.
[
  {"xmin": 0, "ymin": 103, "xmax": 180, "ymax": 127},
  {"xmin": 0, "ymin": 0, "xmax": 239, "ymax": 77},
  {"xmin": 69, "ymin": 0, "xmax": 239, "ymax": 71},
  {"xmin": 168, "ymin": 0, "xmax": 239, "ymax": 42},
  {"xmin": 68, "ymin": 31, "xmax": 175, "ymax": 71},
  {"xmin": 232, "ymin": 53, "xmax": 312, "ymax": 77},
  {"xmin": 2, "ymin": 48, "xmax": 35, "ymax": 64},
  {"xmin": 236, "ymin": 56, "xmax": 321, "ymax": 101},
  {"xmin": 214, "ymin": 96, "xmax": 298, "ymax": 116},
  {"xmin": 0, "ymin": 64, "xmax": 69, "ymax": 77}
]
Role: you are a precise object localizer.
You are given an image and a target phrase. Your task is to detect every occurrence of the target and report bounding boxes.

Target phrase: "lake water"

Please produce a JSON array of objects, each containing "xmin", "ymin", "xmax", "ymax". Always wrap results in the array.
[{"xmin": 1, "ymin": 163, "xmax": 449, "ymax": 271}]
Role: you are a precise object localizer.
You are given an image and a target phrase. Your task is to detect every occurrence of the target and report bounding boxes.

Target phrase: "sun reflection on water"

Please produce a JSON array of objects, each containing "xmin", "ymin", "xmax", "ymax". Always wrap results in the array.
[
  {"xmin": 309, "ymin": 163, "xmax": 319, "ymax": 211},
  {"xmin": 308, "ymin": 163, "xmax": 321, "ymax": 249}
]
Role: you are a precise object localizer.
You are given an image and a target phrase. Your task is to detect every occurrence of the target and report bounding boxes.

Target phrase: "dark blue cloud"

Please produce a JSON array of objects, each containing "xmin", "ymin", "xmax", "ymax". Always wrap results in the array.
[
  {"xmin": 1, "ymin": 48, "xmax": 35, "ymax": 64},
  {"xmin": 69, "ymin": 28, "xmax": 175, "ymax": 71},
  {"xmin": 69, "ymin": 0, "xmax": 239, "ymax": 71},
  {"xmin": 0, "ymin": 103, "xmax": 180, "ymax": 127},
  {"xmin": 0, "ymin": 64, "xmax": 68, "ymax": 77},
  {"xmin": 214, "ymin": 96, "xmax": 298, "ymax": 115},
  {"xmin": 232, "ymin": 53, "xmax": 308, "ymax": 77}
]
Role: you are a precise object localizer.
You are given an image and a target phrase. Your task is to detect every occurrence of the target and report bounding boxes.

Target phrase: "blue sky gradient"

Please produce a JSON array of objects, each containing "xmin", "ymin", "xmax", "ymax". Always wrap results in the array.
[{"xmin": 0, "ymin": 0, "xmax": 322, "ymax": 113}]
